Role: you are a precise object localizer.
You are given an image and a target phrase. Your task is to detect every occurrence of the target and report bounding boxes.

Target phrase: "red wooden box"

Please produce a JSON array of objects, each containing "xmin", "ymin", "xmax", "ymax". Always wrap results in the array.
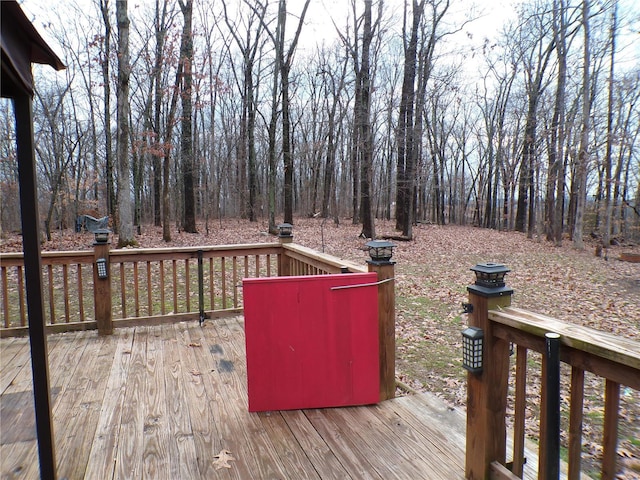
[{"xmin": 243, "ymin": 272, "xmax": 379, "ymax": 412}]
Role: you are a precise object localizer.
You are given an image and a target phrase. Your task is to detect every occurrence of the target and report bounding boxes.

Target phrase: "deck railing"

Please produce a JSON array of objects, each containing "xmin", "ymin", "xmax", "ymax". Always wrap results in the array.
[
  {"xmin": 0, "ymin": 238, "xmax": 367, "ymax": 336},
  {"xmin": 464, "ymin": 264, "xmax": 640, "ymax": 480},
  {"xmin": 1, "ymin": 233, "xmax": 396, "ymax": 400}
]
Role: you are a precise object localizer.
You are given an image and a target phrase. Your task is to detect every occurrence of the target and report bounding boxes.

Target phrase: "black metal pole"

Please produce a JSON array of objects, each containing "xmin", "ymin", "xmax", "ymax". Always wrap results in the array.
[
  {"xmin": 198, "ymin": 250, "xmax": 205, "ymax": 326},
  {"xmin": 15, "ymin": 95, "xmax": 57, "ymax": 479},
  {"xmin": 545, "ymin": 332, "xmax": 561, "ymax": 480}
]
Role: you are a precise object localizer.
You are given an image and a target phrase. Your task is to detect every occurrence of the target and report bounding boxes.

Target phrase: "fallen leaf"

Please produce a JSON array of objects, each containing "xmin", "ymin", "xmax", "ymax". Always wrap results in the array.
[
  {"xmin": 213, "ymin": 449, "xmax": 235, "ymax": 470},
  {"xmin": 188, "ymin": 342, "xmax": 201, "ymax": 348},
  {"xmin": 190, "ymin": 369, "xmax": 202, "ymax": 376}
]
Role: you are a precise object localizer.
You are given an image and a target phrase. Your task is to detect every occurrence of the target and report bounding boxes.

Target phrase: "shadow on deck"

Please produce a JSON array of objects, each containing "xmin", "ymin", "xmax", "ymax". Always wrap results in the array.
[{"xmin": 1, "ymin": 317, "xmax": 475, "ymax": 479}]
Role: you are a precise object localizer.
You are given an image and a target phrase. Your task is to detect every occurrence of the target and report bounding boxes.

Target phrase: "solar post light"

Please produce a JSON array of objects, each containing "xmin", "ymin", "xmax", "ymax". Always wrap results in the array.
[
  {"xmin": 277, "ymin": 223, "xmax": 293, "ymax": 239},
  {"xmin": 461, "ymin": 326, "xmax": 484, "ymax": 375},
  {"xmin": 365, "ymin": 240, "xmax": 395, "ymax": 265}
]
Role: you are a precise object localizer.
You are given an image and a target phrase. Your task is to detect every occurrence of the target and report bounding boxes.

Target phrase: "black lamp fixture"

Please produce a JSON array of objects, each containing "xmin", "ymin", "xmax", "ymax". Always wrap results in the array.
[
  {"xmin": 468, "ymin": 262, "xmax": 512, "ymax": 297},
  {"xmin": 461, "ymin": 326, "xmax": 484, "ymax": 375},
  {"xmin": 94, "ymin": 228, "xmax": 110, "ymax": 244},
  {"xmin": 365, "ymin": 240, "xmax": 396, "ymax": 264},
  {"xmin": 277, "ymin": 223, "xmax": 293, "ymax": 238}
]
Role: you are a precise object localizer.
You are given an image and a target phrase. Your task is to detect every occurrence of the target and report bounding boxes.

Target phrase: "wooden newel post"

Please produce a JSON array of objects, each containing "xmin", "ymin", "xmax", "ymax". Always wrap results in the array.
[
  {"xmin": 464, "ymin": 263, "xmax": 513, "ymax": 480},
  {"xmin": 93, "ymin": 229, "xmax": 113, "ymax": 335},
  {"xmin": 277, "ymin": 223, "xmax": 293, "ymax": 277},
  {"xmin": 365, "ymin": 240, "xmax": 396, "ymax": 402}
]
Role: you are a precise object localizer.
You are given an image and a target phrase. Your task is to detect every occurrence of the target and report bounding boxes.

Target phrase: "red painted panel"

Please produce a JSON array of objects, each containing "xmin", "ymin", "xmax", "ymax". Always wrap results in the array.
[{"xmin": 243, "ymin": 272, "xmax": 379, "ymax": 412}]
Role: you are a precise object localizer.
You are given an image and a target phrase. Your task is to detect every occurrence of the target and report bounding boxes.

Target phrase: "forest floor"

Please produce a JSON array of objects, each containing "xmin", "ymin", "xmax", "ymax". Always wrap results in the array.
[{"xmin": 2, "ymin": 217, "xmax": 640, "ymax": 478}]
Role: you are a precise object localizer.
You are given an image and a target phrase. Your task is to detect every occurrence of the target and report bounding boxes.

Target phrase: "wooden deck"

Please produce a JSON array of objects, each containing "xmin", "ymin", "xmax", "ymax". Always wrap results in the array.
[{"xmin": 1, "ymin": 317, "xmax": 473, "ymax": 479}]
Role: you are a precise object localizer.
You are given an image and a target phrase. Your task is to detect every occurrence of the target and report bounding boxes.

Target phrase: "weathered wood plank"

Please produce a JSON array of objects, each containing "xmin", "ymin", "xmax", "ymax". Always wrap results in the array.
[
  {"xmin": 84, "ymin": 328, "xmax": 135, "ymax": 480},
  {"xmin": 280, "ymin": 409, "xmax": 351, "ymax": 479},
  {"xmin": 141, "ymin": 325, "xmax": 171, "ymax": 479},
  {"xmin": 303, "ymin": 407, "xmax": 384, "ymax": 480},
  {"xmin": 206, "ymin": 317, "xmax": 290, "ymax": 479},
  {"xmin": 172, "ymin": 324, "xmax": 223, "ymax": 478},
  {"xmin": 160, "ymin": 323, "xmax": 200, "ymax": 479},
  {"xmin": 337, "ymin": 404, "xmax": 461, "ymax": 478},
  {"xmin": 55, "ymin": 334, "xmax": 114, "ymax": 480},
  {"xmin": 601, "ymin": 379, "xmax": 620, "ymax": 480},
  {"xmin": 1, "ymin": 319, "xmax": 480, "ymax": 480},
  {"xmin": 489, "ymin": 307, "xmax": 640, "ymax": 370},
  {"xmin": 115, "ymin": 328, "xmax": 148, "ymax": 480},
  {"xmin": 568, "ymin": 366, "xmax": 585, "ymax": 480},
  {"xmin": 257, "ymin": 411, "xmax": 322, "ymax": 480},
  {"xmin": 3, "ymin": 331, "xmax": 88, "ymax": 478},
  {"xmin": 0, "ymin": 337, "xmax": 30, "ymax": 393}
]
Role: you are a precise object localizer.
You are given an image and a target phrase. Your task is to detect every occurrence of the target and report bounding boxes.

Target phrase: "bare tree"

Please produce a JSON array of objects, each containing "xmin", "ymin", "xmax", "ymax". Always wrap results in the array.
[
  {"xmin": 602, "ymin": 0, "xmax": 618, "ymax": 247},
  {"xmin": 572, "ymin": 0, "xmax": 592, "ymax": 249},
  {"xmin": 99, "ymin": 0, "xmax": 116, "ymax": 219},
  {"xmin": 223, "ymin": 1, "xmax": 266, "ymax": 222},
  {"xmin": 178, "ymin": 0, "xmax": 197, "ymax": 233},
  {"xmin": 115, "ymin": 0, "xmax": 135, "ymax": 246}
]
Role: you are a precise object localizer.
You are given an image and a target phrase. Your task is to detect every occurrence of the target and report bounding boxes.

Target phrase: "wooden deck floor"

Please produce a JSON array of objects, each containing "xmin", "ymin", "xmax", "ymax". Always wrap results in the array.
[{"xmin": 1, "ymin": 317, "xmax": 475, "ymax": 479}]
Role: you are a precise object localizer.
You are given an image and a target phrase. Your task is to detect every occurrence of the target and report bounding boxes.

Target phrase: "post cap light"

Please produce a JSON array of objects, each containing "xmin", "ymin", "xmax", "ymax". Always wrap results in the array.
[
  {"xmin": 462, "ymin": 326, "xmax": 484, "ymax": 375},
  {"xmin": 471, "ymin": 262, "xmax": 510, "ymax": 288},
  {"xmin": 468, "ymin": 262, "xmax": 513, "ymax": 297},
  {"xmin": 277, "ymin": 223, "xmax": 293, "ymax": 238},
  {"xmin": 365, "ymin": 240, "xmax": 396, "ymax": 264},
  {"xmin": 94, "ymin": 229, "xmax": 110, "ymax": 244}
]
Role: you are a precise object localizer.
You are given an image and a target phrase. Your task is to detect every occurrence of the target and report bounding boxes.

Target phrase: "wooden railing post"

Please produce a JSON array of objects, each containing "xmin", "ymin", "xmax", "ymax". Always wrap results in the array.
[
  {"xmin": 277, "ymin": 223, "xmax": 293, "ymax": 277},
  {"xmin": 366, "ymin": 243, "xmax": 396, "ymax": 402},
  {"xmin": 93, "ymin": 230, "xmax": 112, "ymax": 335},
  {"xmin": 464, "ymin": 263, "xmax": 513, "ymax": 480}
]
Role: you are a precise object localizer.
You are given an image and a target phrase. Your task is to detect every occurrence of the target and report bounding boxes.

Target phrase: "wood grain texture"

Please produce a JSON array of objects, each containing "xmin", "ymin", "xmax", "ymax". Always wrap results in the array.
[{"xmin": 0, "ymin": 316, "xmax": 562, "ymax": 480}]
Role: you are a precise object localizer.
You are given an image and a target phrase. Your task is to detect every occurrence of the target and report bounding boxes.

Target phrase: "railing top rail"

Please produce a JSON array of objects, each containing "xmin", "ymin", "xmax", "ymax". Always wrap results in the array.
[
  {"xmin": 282, "ymin": 243, "xmax": 368, "ymax": 273},
  {"xmin": 1, "ymin": 250, "xmax": 95, "ymax": 266},
  {"xmin": 109, "ymin": 242, "xmax": 283, "ymax": 256},
  {"xmin": 107, "ymin": 243, "xmax": 283, "ymax": 262},
  {"xmin": 489, "ymin": 306, "xmax": 640, "ymax": 371}
]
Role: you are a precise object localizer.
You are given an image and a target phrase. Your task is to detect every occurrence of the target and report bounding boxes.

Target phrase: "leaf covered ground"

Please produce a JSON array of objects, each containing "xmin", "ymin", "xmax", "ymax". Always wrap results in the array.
[{"xmin": 3, "ymin": 217, "xmax": 639, "ymax": 477}]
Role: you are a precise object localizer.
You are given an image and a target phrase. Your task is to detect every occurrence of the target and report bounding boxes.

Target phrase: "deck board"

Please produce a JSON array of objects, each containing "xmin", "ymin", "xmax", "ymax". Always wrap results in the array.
[{"xmin": 1, "ymin": 318, "xmax": 473, "ymax": 479}]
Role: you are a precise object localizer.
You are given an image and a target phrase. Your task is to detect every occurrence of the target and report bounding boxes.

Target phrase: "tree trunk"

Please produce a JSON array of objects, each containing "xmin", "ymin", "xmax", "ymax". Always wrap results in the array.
[
  {"xmin": 358, "ymin": 0, "xmax": 375, "ymax": 239},
  {"xmin": 573, "ymin": 0, "xmax": 591, "ymax": 249},
  {"xmin": 179, "ymin": 0, "xmax": 196, "ymax": 233},
  {"xmin": 602, "ymin": 1, "xmax": 617, "ymax": 246},
  {"xmin": 100, "ymin": 0, "xmax": 116, "ymax": 220},
  {"xmin": 549, "ymin": 0, "xmax": 568, "ymax": 244},
  {"xmin": 115, "ymin": 0, "xmax": 135, "ymax": 247},
  {"xmin": 395, "ymin": 0, "xmax": 423, "ymax": 236}
]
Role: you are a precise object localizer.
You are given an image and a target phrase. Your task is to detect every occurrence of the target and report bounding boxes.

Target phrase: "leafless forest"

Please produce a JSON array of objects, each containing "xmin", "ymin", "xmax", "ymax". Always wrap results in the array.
[{"xmin": 0, "ymin": 0, "xmax": 638, "ymax": 248}]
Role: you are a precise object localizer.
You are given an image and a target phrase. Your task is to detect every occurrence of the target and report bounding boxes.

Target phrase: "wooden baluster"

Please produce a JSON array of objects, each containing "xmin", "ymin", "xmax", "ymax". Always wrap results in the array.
[
  {"xmin": 120, "ymin": 263, "xmax": 126, "ymax": 319},
  {"xmin": 602, "ymin": 379, "xmax": 620, "ymax": 480},
  {"xmin": 62, "ymin": 264, "xmax": 70, "ymax": 322},
  {"xmin": 266, "ymin": 254, "xmax": 272, "ymax": 277},
  {"xmin": 185, "ymin": 259, "xmax": 190, "ymax": 312},
  {"xmin": 221, "ymin": 257, "xmax": 227, "ymax": 309},
  {"xmin": 17, "ymin": 266, "xmax": 26, "ymax": 326},
  {"xmin": 568, "ymin": 366, "xmax": 584, "ymax": 480},
  {"xmin": 146, "ymin": 261, "xmax": 152, "ymax": 317},
  {"xmin": 255, "ymin": 255, "xmax": 260, "ymax": 277},
  {"xmin": 1, "ymin": 266, "xmax": 8, "ymax": 327},
  {"xmin": 77, "ymin": 264, "xmax": 85, "ymax": 322},
  {"xmin": 47, "ymin": 264, "xmax": 54, "ymax": 324},
  {"xmin": 233, "ymin": 256, "xmax": 238, "ymax": 308},
  {"xmin": 172, "ymin": 259, "xmax": 178, "ymax": 313},
  {"xmin": 513, "ymin": 345, "xmax": 528, "ymax": 477},
  {"xmin": 159, "ymin": 260, "xmax": 165, "ymax": 315},
  {"xmin": 133, "ymin": 262, "xmax": 140, "ymax": 317},
  {"xmin": 209, "ymin": 257, "xmax": 215, "ymax": 311}
]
